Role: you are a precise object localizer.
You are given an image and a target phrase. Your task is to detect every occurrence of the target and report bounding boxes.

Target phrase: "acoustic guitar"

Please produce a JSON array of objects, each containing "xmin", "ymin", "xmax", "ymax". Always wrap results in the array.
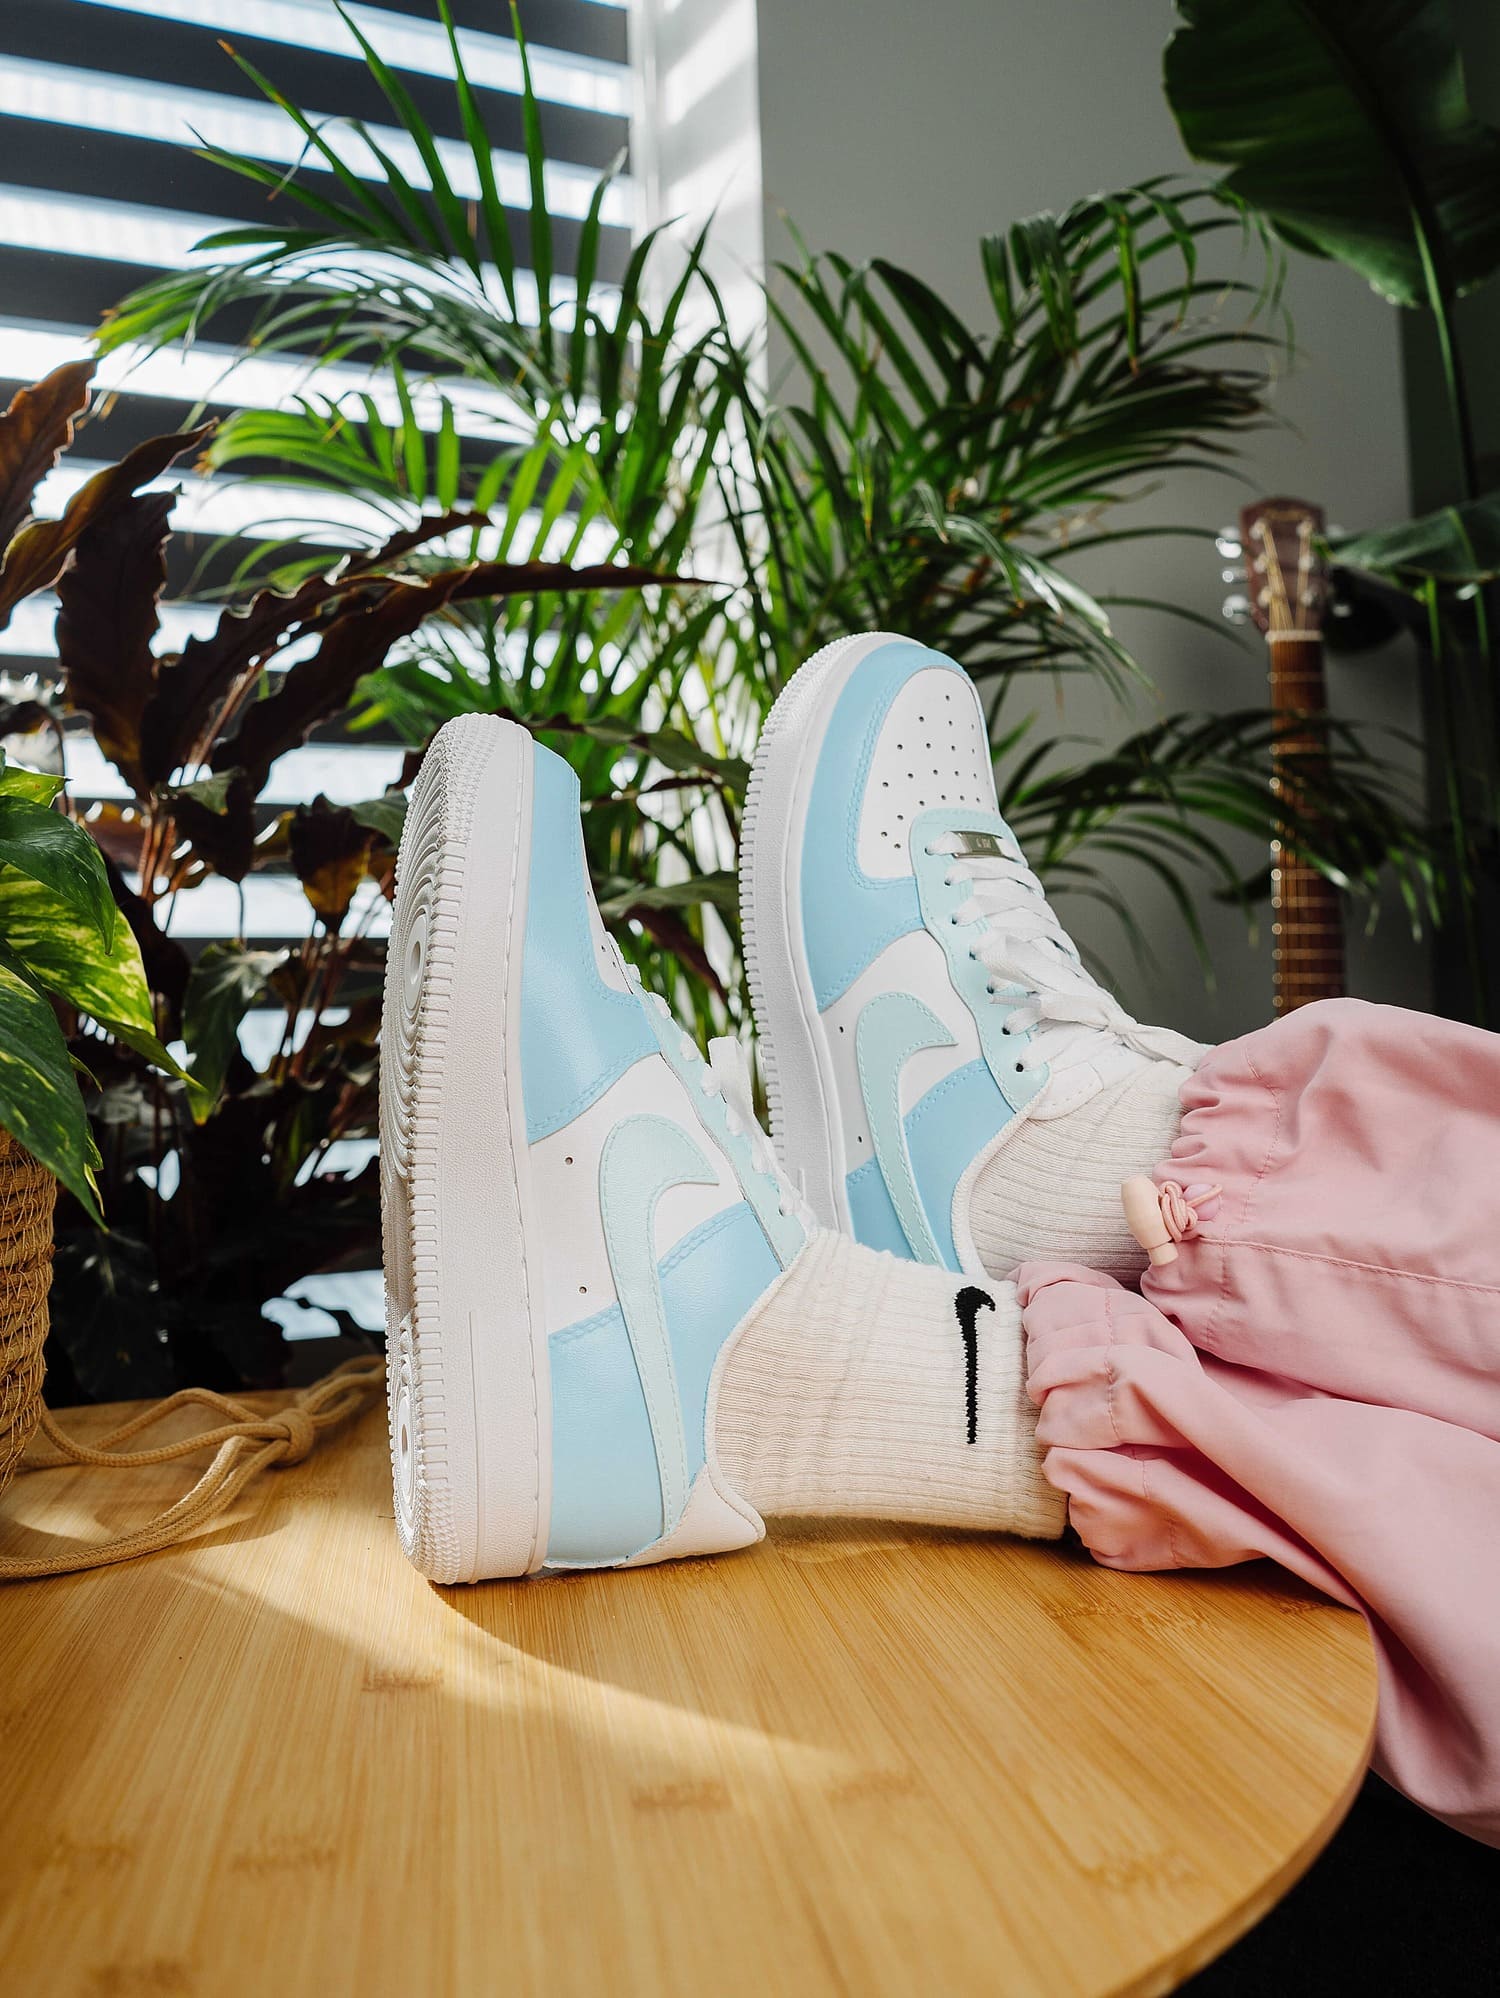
[{"xmin": 1222, "ymin": 498, "xmax": 1344, "ymax": 1014}]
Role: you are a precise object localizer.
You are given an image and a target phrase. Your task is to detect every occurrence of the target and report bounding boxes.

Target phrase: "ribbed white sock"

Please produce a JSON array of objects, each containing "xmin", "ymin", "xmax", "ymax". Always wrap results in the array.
[
  {"xmin": 712, "ymin": 1231, "xmax": 1063, "ymax": 1538},
  {"xmin": 958, "ymin": 1059, "xmax": 1194, "ymax": 1285}
]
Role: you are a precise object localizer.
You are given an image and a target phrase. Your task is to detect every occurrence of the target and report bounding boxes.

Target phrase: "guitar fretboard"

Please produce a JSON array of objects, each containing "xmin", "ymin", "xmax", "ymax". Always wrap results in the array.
[{"xmin": 1267, "ymin": 634, "xmax": 1344, "ymax": 1014}]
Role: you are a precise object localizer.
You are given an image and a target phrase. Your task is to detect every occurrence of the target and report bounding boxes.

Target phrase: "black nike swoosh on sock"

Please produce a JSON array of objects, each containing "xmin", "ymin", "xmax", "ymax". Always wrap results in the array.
[{"xmin": 954, "ymin": 1285, "xmax": 997, "ymax": 1445}]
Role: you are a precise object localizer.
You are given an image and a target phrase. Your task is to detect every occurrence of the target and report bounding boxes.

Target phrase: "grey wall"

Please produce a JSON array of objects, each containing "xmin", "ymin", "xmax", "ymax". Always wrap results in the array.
[{"xmin": 752, "ymin": 0, "xmax": 1432, "ymax": 1041}]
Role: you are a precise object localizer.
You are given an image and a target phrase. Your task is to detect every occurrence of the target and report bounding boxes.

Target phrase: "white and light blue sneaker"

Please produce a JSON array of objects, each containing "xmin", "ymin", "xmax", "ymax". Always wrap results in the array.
[
  {"xmin": 381, "ymin": 716, "xmax": 808, "ymax": 1582},
  {"xmin": 740, "ymin": 633, "xmax": 1200, "ymax": 1274}
]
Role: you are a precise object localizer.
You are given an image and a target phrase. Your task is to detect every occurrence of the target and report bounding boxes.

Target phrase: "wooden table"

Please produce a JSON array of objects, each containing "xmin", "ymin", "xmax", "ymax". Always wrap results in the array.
[{"xmin": 0, "ymin": 1396, "xmax": 1375, "ymax": 1998}]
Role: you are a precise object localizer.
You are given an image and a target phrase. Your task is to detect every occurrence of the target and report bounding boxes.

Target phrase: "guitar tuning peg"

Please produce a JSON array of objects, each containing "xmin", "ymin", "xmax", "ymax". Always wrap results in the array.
[
  {"xmin": 1215, "ymin": 528, "xmax": 1242, "ymax": 560},
  {"xmin": 1221, "ymin": 593, "xmax": 1253, "ymax": 627},
  {"xmin": 1221, "ymin": 565, "xmax": 1246, "ymax": 586}
]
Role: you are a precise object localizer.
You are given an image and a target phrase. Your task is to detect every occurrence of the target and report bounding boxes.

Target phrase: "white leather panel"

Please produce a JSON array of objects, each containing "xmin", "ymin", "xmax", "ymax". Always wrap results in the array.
[
  {"xmin": 858, "ymin": 667, "xmax": 997, "ymax": 877},
  {"xmin": 530, "ymin": 1054, "xmax": 744, "ymax": 1336}
]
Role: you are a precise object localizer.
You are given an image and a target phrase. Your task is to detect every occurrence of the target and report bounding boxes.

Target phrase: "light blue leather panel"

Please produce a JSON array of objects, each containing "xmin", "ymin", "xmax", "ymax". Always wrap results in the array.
[
  {"xmin": 902, "ymin": 1057, "xmax": 1011, "ymax": 1269},
  {"xmin": 800, "ymin": 639, "xmax": 964, "ymax": 1010},
  {"xmin": 845, "ymin": 1157, "xmax": 909, "ymax": 1258},
  {"xmin": 844, "ymin": 1056, "xmax": 1012, "ymax": 1271},
  {"xmin": 546, "ymin": 1201, "xmax": 779, "ymax": 1567},
  {"xmin": 521, "ymin": 746, "xmax": 657, "ymax": 1142},
  {"xmin": 854, "ymin": 991, "xmax": 956, "ymax": 1264},
  {"xmin": 661, "ymin": 1201, "xmax": 779, "ymax": 1477},
  {"xmin": 546, "ymin": 1295, "xmax": 661, "ymax": 1564}
]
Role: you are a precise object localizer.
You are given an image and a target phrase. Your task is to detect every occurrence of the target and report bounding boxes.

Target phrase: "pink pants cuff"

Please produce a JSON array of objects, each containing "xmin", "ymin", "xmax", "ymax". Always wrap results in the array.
[{"xmin": 1018, "ymin": 1000, "xmax": 1500, "ymax": 1847}]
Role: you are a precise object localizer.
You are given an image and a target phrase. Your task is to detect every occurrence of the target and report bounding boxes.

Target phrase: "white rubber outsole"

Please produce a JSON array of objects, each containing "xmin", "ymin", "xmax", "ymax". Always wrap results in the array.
[
  {"xmin": 739, "ymin": 632, "xmax": 903, "ymax": 1230},
  {"xmin": 380, "ymin": 715, "xmax": 550, "ymax": 1584}
]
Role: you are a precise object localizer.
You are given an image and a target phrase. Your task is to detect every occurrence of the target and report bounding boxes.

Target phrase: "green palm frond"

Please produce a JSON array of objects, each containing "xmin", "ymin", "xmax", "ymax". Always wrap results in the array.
[{"xmin": 95, "ymin": 7, "xmax": 1435, "ymax": 1041}]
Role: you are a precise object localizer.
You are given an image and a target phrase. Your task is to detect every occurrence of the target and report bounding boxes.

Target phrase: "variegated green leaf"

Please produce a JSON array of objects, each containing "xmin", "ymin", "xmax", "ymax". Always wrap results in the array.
[
  {"xmin": 0, "ymin": 954, "xmax": 102, "ymax": 1221},
  {"xmin": 0, "ymin": 796, "xmax": 115, "ymax": 942},
  {"xmin": 0, "ymin": 870, "xmax": 190, "ymax": 1088},
  {"xmin": 0, "ymin": 757, "xmax": 62, "ymax": 805}
]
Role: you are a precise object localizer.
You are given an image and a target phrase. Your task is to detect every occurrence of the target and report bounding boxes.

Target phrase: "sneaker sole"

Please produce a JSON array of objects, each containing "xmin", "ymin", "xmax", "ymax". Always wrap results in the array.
[
  {"xmin": 740, "ymin": 632, "xmax": 903, "ymax": 1231},
  {"xmin": 380, "ymin": 715, "xmax": 550, "ymax": 1583}
]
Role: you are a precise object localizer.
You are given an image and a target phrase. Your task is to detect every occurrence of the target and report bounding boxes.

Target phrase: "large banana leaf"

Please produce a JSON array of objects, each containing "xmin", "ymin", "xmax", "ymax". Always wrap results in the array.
[
  {"xmin": 1164, "ymin": 0, "xmax": 1500, "ymax": 305},
  {"xmin": 1333, "ymin": 494, "xmax": 1500, "ymax": 582}
]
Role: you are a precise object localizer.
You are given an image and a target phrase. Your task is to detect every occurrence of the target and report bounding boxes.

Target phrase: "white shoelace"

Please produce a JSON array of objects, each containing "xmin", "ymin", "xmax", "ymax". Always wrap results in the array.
[
  {"xmin": 927, "ymin": 831, "xmax": 1203, "ymax": 1079},
  {"xmin": 634, "ymin": 974, "xmax": 808, "ymax": 1224},
  {"xmin": 704, "ymin": 1033, "xmax": 814, "ymax": 1225}
]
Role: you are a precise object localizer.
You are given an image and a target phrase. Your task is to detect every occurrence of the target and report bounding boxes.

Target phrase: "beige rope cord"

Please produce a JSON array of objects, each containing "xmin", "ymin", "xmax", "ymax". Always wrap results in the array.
[
  {"xmin": 0, "ymin": 1354, "xmax": 387, "ymax": 1580},
  {"xmin": 0, "ymin": 1125, "xmax": 387, "ymax": 1579},
  {"xmin": 0, "ymin": 1128, "xmax": 58, "ymax": 1498}
]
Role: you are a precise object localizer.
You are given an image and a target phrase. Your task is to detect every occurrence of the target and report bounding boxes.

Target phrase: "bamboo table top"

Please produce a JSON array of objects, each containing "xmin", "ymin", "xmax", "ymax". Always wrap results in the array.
[{"xmin": 0, "ymin": 1394, "xmax": 1375, "ymax": 1998}]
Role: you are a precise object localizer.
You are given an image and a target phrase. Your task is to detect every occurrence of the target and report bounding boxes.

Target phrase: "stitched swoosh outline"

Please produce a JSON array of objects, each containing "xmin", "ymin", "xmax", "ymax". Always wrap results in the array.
[
  {"xmin": 598, "ymin": 1114, "xmax": 718, "ymax": 1534},
  {"xmin": 855, "ymin": 991, "xmax": 957, "ymax": 1264}
]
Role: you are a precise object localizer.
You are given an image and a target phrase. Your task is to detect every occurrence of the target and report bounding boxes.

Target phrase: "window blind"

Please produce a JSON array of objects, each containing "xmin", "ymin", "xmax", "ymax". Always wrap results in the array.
[{"xmin": 0, "ymin": 0, "xmax": 634, "ymax": 945}]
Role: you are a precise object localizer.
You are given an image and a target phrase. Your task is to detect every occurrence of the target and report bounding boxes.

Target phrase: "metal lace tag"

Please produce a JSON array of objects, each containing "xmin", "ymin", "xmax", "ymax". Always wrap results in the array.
[{"xmin": 949, "ymin": 829, "xmax": 1007, "ymax": 858}]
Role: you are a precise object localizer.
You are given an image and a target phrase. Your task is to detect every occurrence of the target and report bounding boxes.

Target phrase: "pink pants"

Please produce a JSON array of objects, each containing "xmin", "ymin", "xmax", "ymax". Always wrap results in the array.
[{"xmin": 1019, "ymin": 999, "xmax": 1500, "ymax": 1845}]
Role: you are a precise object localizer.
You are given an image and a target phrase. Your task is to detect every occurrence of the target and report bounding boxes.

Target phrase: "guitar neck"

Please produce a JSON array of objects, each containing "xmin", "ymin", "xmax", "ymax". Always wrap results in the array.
[{"xmin": 1267, "ymin": 633, "xmax": 1344, "ymax": 1014}]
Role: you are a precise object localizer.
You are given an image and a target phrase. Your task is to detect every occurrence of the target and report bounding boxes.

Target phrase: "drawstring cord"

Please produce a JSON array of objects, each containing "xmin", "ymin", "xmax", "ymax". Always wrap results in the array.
[
  {"xmin": 0, "ymin": 1355, "xmax": 385, "ymax": 1580},
  {"xmin": 1120, "ymin": 1175, "xmax": 1222, "ymax": 1267}
]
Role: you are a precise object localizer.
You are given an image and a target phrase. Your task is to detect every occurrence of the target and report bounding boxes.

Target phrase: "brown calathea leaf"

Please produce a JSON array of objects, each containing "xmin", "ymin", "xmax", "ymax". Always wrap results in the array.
[
  {"xmin": 0, "ymin": 419, "xmax": 213, "ymax": 635},
  {"xmin": 215, "ymin": 577, "xmax": 442, "ymax": 790},
  {"xmin": 0, "ymin": 359, "xmax": 95, "ymax": 558},
  {"xmin": 625, "ymin": 904, "xmax": 726, "ymax": 1002},
  {"xmin": 214, "ymin": 561, "xmax": 673, "ymax": 788},
  {"xmin": 84, "ymin": 801, "xmax": 148, "ymax": 873},
  {"xmin": 369, "ymin": 846, "xmax": 397, "ymax": 903},
  {"xmin": 139, "ymin": 574, "xmax": 338, "ymax": 789},
  {"xmin": 344, "ymin": 506, "xmax": 489, "ymax": 576},
  {"xmin": 170, "ymin": 771, "xmax": 258, "ymax": 884},
  {"xmin": 438, "ymin": 560, "xmax": 676, "ymax": 609},
  {"xmin": 289, "ymin": 796, "xmax": 373, "ymax": 931},
  {"xmin": 55, "ymin": 486, "xmax": 175, "ymax": 796}
]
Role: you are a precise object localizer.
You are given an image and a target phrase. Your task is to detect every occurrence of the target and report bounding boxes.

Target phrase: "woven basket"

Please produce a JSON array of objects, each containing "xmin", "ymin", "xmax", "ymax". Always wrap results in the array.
[{"xmin": 0, "ymin": 1129, "xmax": 56, "ymax": 1500}]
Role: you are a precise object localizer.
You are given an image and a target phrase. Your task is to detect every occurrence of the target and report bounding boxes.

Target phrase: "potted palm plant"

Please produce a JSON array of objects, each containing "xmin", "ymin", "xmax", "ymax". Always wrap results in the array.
[{"xmin": 67, "ymin": 4, "xmax": 1435, "ymax": 1401}]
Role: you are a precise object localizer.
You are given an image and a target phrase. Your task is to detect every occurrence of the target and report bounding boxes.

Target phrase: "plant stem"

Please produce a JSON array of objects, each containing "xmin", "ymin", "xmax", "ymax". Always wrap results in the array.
[
  {"xmin": 1414, "ymin": 237, "xmax": 1480, "ymax": 505},
  {"xmin": 1423, "ymin": 580, "xmax": 1487, "ymax": 1025},
  {"xmin": 1412, "ymin": 219, "xmax": 1492, "ymax": 1022}
]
